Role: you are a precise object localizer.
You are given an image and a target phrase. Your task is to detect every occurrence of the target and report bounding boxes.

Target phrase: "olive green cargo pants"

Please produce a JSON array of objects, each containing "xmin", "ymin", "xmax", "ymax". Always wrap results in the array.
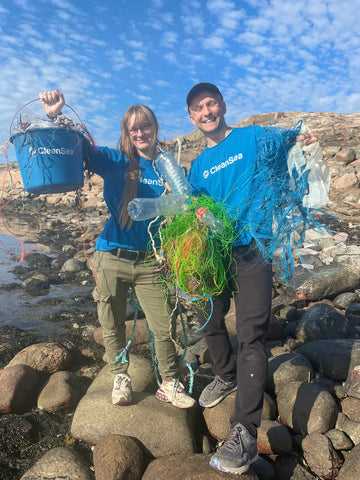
[{"xmin": 92, "ymin": 250, "xmax": 178, "ymax": 380}]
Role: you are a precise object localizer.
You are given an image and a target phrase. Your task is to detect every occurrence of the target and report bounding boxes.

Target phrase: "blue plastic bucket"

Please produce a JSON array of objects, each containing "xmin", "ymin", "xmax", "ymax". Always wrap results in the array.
[{"xmin": 10, "ymin": 127, "xmax": 84, "ymax": 194}]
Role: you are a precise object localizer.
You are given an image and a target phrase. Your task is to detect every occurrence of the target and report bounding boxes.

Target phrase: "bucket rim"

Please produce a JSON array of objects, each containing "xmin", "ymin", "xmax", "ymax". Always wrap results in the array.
[{"xmin": 10, "ymin": 127, "xmax": 84, "ymax": 143}]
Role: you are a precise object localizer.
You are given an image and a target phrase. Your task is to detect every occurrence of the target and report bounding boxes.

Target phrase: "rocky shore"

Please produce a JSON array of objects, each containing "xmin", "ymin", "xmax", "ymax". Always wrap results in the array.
[{"xmin": 1, "ymin": 111, "xmax": 360, "ymax": 479}]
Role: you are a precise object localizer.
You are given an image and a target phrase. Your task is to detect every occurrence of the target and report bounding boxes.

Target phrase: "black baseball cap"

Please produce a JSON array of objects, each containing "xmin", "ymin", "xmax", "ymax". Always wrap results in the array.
[{"xmin": 186, "ymin": 82, "xmax": 223, "ymax": 108}]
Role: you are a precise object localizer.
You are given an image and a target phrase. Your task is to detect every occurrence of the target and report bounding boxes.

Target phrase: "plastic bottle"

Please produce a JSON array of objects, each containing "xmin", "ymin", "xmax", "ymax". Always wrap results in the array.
[
  {"xmin": 128, "ymin": 194, "xmax": 190, "ymax": 221},
  {"xmin": 155, "ymin": 151, "xmax": 192, "ymax": 196},
  {"xmin": 196, "ymin": 207, "xmax": 224, "ymax": 235}
]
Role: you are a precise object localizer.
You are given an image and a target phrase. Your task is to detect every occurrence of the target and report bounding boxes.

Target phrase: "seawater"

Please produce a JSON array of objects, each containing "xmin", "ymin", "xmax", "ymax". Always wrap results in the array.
[{"xmin": 0, "ymin": 233, "xmax": 93, "ymax": 334}]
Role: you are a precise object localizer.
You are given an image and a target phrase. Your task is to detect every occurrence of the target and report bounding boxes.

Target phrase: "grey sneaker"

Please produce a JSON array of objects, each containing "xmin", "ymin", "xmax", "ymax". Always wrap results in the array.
[
  {"xmin": 199, "ymin": 375, "xmax": 237, "ymax": 408},
  {"xmin": 210, "ymin": 423, "xmax": 258, "ymax": 475}
]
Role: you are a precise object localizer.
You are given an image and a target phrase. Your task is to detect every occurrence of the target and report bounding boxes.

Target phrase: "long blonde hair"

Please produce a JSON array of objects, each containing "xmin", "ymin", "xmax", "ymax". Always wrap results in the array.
[{"xmin": 118, "ymin": 104, "xmax": 160, "ymax": 230}]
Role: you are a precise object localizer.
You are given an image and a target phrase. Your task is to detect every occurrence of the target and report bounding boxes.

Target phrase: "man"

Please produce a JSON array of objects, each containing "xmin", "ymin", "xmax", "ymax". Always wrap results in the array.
[{"xmin": 186, "ymin": 82, "xmax": 316, "ymax": 475}]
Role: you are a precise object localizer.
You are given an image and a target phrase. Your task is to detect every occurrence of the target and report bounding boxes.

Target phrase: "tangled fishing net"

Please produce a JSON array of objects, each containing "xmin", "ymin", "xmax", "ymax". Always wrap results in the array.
[
  {"xmin": 247, "ymin": 121, "xmax": 331, "ymax": 279},
  {"xmin": 157, "ymin": 194, "xmax": 237, "ymax": 304}
]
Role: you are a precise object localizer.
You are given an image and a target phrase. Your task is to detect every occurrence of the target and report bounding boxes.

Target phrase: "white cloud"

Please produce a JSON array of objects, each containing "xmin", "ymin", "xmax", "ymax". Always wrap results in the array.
[
  {"xmin": 181, "ymin": 14, "xmax": 206, "ymax": 35},
  {"xmin": 162, "ymin": 31, "xmax": 178, "ymax": 47},
  {"xmin": 164, "ymin": 51, "xmax": 180, "ymax": 65},
  {"xmin": 160, "ymin": 12, "xmax": 174, "ymax": 24},
  {"xmin": 206, "ymin": 0, "xmax": 245, "ymax": 31},
  {"xmin": 202, "ymin": 35, "xmax": 227, "ymax": 51},
  {"xmin": 231, "ymin": 54, "xmax": 253, "ymax": 67},
  {"xmin": 136, "ymin": 94, "xmax": 152, "ymax": 103},
  {"xmin": 139, "ymin": 84, "xmax": 151, "ymax": 91},
  {"xmin": 126, "ymin": 40, "xmax": 145, "ymax": 49},
  {"xmin": 108, "ymin": 49, "xmax": 131, "ymax": 70},
  {"xmin": 154, "ymin": 80, "xmax": 171, "ymax": 87}
]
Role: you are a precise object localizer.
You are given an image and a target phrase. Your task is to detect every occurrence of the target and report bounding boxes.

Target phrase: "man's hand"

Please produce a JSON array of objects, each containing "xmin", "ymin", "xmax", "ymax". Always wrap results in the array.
[
  {"xmin": 296, "ymin": 132, "xmax": 318, "ymax": 146},
  {"xmin": 39, "ymin": 89, "xmax": 65, "ymax": 118}
]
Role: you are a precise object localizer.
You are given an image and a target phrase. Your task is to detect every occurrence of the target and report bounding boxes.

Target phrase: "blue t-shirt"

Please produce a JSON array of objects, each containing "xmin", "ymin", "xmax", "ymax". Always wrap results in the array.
[
  {"xmin": 187, "ymin": 126, "xmax": 272, "ymax": 246},
  {"xmin": 86, "ymin": 145, "xmax": 164, "ymax": 252}
]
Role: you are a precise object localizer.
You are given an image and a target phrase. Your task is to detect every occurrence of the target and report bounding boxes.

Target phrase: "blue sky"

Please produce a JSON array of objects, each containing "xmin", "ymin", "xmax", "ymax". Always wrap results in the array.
[{"xmin": 1, "ymin": 0, "xmax": 360, "ymax": 158}]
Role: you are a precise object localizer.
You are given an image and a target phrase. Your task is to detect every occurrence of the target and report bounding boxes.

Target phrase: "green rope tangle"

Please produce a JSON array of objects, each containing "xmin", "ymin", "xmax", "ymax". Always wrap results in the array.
[{"xmin": 158, "ymin": 194, "xmax": 237, "ymax": 305}]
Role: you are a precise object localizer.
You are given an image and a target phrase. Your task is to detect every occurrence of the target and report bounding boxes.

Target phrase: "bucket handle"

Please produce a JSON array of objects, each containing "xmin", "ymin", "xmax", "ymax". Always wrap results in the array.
[{"xmin": 9, "ymin": 98, "xmax": 87, "ymax": 138}]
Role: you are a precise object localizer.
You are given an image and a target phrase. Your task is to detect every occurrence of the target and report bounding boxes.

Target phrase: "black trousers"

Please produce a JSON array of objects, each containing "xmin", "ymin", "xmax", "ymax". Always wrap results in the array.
[{"xmin": 196, "ymin": 242, "xmax": 273, "ymax": 437}]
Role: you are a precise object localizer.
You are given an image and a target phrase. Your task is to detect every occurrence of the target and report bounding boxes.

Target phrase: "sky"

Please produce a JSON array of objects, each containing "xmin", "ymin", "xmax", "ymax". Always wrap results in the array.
[{"xmin": 1, "ymin": 0, "xmax": 360, "ymax": 161}]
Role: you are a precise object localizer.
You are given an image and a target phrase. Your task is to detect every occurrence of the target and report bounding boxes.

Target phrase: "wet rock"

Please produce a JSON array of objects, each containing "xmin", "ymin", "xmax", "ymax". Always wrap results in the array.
[
  {"xmin": 301, "ymin": 432, "xmax": 343, "ymax": 479},
  {"xmin": 296, "ymin": 303, "xmax": 349, "ymax": 342},
  {"xmin": 62, "ymin": 244, "xmax": 77, "ymax": 255},
  {"xmin": 24, "ymin": 252, "xmax": 52, "ymax": 268},
  {"xmin": 277, "ymin": 381, "xmax": 338, "ymax": 435},
  {"xmin": 21, "ymin": 273, "xmax": 50, "ymax": 293},
  {"xmin": 93, "ymin": 434, "xmax": 147, "ymax": 480},
  {"xmin": 0, "ymin": 364, "xmax": 44, "ymax": 414},
  {"xmin": 20, "ymin": 446, "xmax": 92, "ymax": 480},
  {"xmin": 61, "ymin": 257, "xmax": 86, "ymax": 272},
  {"xmin": 0, "ymin": 325, "xmax": 47, "ymax": 368},
  {"xmin": 37, "ymin": 370, "xmax": 82, "ymax": 413},
  {"xmin": 8, "ymin": 342, "xmax": 72, "ymax": 373}
]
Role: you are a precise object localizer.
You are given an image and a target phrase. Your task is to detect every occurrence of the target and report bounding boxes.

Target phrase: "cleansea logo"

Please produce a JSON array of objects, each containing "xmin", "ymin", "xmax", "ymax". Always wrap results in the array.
[
  {"xmin": 140, "ymin": 176, "xmax": 163, "ymax": 187},
  {"xmin": 29, "ymin": 146, "xmax": 74, "ymax": 155},
  {"xmin": 203, "ymin": 152, "xmax": 243, "ymax": 178}
]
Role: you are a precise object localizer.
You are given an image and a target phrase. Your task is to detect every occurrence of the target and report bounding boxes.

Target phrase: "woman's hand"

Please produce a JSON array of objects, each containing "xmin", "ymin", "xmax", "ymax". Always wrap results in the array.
[{"xmin": 39, "ymin": 89, "xmax": 65, "ymax": 118}]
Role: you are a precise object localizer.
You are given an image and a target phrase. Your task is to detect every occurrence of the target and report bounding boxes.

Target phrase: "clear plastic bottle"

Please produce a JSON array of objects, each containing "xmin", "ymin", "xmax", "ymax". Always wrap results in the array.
[
  {"xmin": 155, "ymin": 151, "xmax": 192, "ymax": 196},
  {"xmin": 128, "ymin": 194, "xmax": 190, "ymax": 221},
  {"xmin": 196, "ymin": 207, "xmax": 224, "ymax": 235}
]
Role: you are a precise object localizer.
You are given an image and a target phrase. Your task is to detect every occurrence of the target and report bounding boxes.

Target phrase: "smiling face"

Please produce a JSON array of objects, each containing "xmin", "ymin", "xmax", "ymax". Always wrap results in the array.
[
  {"xmin": 188, "ymin": 90, "xmax": 227, "ymax": 136},
  {"xmin": 126, "ymin": 113, "xmax": 157, "ymax": 159}
]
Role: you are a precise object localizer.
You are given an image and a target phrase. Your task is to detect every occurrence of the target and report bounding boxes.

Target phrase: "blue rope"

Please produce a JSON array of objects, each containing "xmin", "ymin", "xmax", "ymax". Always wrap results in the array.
[
  {"xmin": 177, "ymin": 299, "xmax": 194, "ymax": 395},
  {"xmin": 177, "ymin": 288, "xmax": 214, "ymax": 334},
  {"xmin": 114, "ymin": 303, "xmax": 138, "ymax": 365}
]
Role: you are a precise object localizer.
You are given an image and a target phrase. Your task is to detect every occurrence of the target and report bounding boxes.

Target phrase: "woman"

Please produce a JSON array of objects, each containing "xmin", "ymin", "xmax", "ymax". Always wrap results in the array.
[{"xmin": 39, "ymin": 90, "xmax": 195, "ymax": 409}]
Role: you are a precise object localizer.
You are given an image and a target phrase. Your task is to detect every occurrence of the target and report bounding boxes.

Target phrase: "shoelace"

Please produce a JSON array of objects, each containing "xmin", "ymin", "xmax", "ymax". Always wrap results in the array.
[
  {"xmin": 224, "ymin": 426, "xmax": 243, "ymax": 453},
  {"xmin": 115, "ymin": 375, "xmax": 129, "ymax": 391},
  {"xmin": 170, "ymin": 379, "xmax": 184, "ymax": 401},
  {"xmin": 209, "ymin": 376, "xmax": 227, "ymax": 391}
]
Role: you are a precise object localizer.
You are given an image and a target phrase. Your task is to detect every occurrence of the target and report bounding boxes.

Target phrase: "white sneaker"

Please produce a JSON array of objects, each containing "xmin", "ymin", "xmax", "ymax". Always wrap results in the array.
[
  {"xmin": 112, "ymin": 373, "xmax": 132, "ymax": 405},
  {"xmin": 156, "ymin": 379, "xmax": 196, "ymax": 408}
]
